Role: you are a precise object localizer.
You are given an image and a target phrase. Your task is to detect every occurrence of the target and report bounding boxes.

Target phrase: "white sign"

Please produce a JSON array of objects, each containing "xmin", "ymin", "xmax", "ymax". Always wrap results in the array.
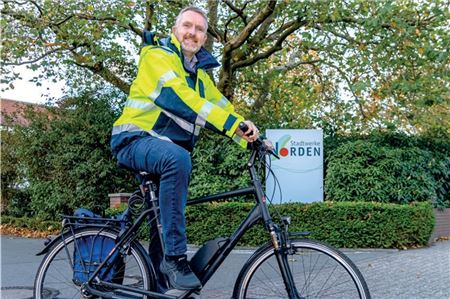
[{"xmin": 265, "ymin": 129, "xmax": 323, "ymax": 203}]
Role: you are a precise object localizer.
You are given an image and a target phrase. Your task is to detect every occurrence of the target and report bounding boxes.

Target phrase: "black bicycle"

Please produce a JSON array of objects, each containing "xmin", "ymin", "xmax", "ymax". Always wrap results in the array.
[{"xmin": 34, "ymin": 131, "xmax": 371, "ymax": 299}]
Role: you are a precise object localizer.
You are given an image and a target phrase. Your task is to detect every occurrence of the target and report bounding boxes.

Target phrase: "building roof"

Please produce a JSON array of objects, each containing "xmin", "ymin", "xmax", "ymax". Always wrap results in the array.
[{"xmin": 0, "ymin": 98, "xmax": 47, "ymax": 126}]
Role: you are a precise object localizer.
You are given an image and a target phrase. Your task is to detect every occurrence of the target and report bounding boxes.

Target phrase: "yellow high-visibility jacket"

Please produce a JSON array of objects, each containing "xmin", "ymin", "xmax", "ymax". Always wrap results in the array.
[{"xmin": 111, "ymin": 33, "xmax": 247, "ymax": 154}]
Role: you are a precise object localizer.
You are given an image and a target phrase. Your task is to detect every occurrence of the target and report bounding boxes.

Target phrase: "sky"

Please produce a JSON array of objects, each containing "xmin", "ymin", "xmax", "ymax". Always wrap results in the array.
[{"xmin": 1, "ymin": 65, "xmax": 65, "ymax": 104}]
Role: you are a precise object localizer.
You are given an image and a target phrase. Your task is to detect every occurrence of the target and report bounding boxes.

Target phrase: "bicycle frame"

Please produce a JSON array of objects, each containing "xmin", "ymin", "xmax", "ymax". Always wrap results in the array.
[
  {"xmin": 185, "ymin": 149, "xmax": 278, "ymax": 282},
  {"xmin": 79, "ymin": 147, "xmax": 300, "ymax": 299}
]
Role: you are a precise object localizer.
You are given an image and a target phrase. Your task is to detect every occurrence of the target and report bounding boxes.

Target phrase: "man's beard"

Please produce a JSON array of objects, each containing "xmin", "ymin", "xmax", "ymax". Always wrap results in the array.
[{"xmin": 181, "ymin": 41, "xmax": 201, "ymax": 55}]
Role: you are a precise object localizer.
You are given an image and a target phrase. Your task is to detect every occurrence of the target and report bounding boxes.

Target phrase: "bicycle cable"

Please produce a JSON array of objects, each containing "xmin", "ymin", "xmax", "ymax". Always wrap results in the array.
[
  {"xmin": 257, "ymin": 149, "xmax": 284, "ymax": 221},
  {"xmin": 261, "ymin": 151, "xmax": 283, "ymax": 204},
  {"xmin": 262, "ymin": 155, "xmax": 278, "ymax": 205}
]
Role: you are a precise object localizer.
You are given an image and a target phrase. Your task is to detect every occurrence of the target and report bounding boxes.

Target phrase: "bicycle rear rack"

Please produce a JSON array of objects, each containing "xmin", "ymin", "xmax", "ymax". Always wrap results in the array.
[{"xmin": 61, "ymin": 214, "xmax": 126, "ymax": 230}]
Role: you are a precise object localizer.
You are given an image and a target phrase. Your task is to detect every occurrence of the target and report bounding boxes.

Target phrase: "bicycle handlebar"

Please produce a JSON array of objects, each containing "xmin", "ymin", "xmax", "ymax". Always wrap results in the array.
[{"xmin": 238, "ymin": 122, "xmax": 280, "ymax": 159}]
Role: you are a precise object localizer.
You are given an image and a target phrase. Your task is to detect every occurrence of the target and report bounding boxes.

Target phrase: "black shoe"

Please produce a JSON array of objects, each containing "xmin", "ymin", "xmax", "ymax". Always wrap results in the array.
[{"xmin": 160, "ymin": 255, "xmax": 202, "ymax": 290}]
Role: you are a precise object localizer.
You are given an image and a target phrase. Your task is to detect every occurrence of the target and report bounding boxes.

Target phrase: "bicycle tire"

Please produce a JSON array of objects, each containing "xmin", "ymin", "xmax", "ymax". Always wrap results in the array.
[
  {"xmin": 233, "ymin": 238, "xmax": 371, "ymax": 299},
  {"xmin": 34, "ymin": 227, "xmax": 155, "ymax": 299}
]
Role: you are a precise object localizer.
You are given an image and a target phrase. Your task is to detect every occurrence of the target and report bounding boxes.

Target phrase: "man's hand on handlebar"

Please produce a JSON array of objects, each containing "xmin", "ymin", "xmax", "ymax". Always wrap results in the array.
[
  {"xmin": 235, "ymin": 121, "xmax": 275, "ymax": 152},
  {"xmin": 262, "ymin": 139, "xmax": 274, "ymax": 151},
  {"xmin": 236, "ymin": 120, "xmax": 259, "ymax": 142}
]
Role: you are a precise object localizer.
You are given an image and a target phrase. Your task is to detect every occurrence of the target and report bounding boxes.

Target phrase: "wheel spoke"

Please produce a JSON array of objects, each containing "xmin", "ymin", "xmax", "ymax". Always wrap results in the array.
[
  {"xmin": 34, "ymin": 228, "xmax": 153, "ymax": 299},
  {"xmin": 236, "ymin": 239, "xmax": 370, "ymax": 299}
]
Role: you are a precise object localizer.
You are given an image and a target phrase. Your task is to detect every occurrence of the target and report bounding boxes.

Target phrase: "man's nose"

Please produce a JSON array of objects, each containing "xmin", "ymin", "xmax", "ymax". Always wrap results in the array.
[{"xmin": 187, "ymin": 26, "xmax": 196, "ymax": 35}]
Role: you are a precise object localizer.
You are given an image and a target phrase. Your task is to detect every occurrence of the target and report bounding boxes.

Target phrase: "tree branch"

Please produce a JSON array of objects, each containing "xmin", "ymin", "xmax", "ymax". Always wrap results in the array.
[
  {"xmin": 227, "ymin": 0, "xmax": 277, "ymax": 51},
  {"xmin": 232, "ymin": 17, "xmax": 305, "ymax": 70},
  {"xmin": 272, "ymin": 58, "xmax": 321, "ymax": 73},
  {"xmin": 3, "ymin": 45, "xmax": 79, "ymax": 66},
  {"xmin": 252, "ymin": 58, "xmax": 321, "ymax": 111},
  {"xmin": 223, "ymin": 2, "xmax": 248, "ymax": 43},
  {"xmin": 3, "ymin": 5, "xmax": 132, "ymax": 94},
  {"xmin": 1, "ymin": 8, "xmax": 34, "ymax": 25},
  {"xmin": 246, "ymin": 14, "xmax": 274, "ymax": 50},
  {"xmin": 207, "ymin": 25, "xmax": 223, "ymax": 43},
  {"xmin": 313, "ymin": 24, "xmax": 357, "ymax": 44},
  {"xmin": 3, "ymin": 1, "xmax": 28, "ymax": 6},
  {"xmin": 206, "ymin": 0, "xmax": 219, "ymax": 52},
  {"xmin": 128, "ymin": 23, "xmax": 142, "ymax": 37},
  {"xmin": 324, "ymin": 61, "xmax": 367, "ymax": 120},
  {"xmin": 29, "ymin": 0, "xmax": 43, "ymax": 16},
  {"xmin": 221, "ymin": 0, "xmax": 250, "ymax": 42},
  {"xmin": 71, "ymin": 51, "xmax": 130, "ymax": 94},
  {"xmin": 144, "ymin": 1, "xmax": 154, "ymax": 30},
  {"xmin": 74, "ymin": 13, "xmax": 141, "ymax": 36},
  {"xmin": 223, "ymin": 0, "xmax": 248, "ymax": 25},
  {"xmin": 49, "ymin": 12, "xmax": 142, "ymax": 37}
]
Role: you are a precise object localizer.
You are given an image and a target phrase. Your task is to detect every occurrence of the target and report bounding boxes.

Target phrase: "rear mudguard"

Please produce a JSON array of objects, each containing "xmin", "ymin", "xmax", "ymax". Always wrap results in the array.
[
  {"xmin": 36, "ymin": 235, "xmax": 65, "ymax": 256},
  {"xmin": 35, "ymin": 226, "xmax": 122, "ymax": 256}
]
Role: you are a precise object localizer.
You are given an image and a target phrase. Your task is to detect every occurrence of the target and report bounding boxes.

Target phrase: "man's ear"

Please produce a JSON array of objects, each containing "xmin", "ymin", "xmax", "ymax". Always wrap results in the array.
[{"xmin": 172, "ymin": 26, "xmax": 176, "ymax": 34}]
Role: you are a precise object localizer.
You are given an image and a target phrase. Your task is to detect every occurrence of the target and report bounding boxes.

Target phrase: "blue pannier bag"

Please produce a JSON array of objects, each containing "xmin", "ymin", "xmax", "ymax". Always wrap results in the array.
[{"xmin": 72, "ymin": 208, "xmax": 125, "ymax": 286}]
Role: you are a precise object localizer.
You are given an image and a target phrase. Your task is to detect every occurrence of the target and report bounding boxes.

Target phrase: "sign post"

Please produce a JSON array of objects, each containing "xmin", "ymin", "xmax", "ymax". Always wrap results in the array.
[{"xmin": 265, "ymin": 129, "xmax": 323, "ymax": 203}]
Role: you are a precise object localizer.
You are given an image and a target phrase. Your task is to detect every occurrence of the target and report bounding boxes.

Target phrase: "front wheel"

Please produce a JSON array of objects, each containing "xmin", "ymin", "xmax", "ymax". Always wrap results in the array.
[
  {"xmin": 233, "ymin": 238, "xmax": 370, "ymax": 299},
  {"xmin": 34, "ymin": 227, "xmax": 155, "ymax": 299}
]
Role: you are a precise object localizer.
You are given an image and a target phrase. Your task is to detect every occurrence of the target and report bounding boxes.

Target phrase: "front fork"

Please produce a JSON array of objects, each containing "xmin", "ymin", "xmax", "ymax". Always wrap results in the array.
[{"xmin": 270, "ymin": 218, "xmax": 303, "ymax": 299}]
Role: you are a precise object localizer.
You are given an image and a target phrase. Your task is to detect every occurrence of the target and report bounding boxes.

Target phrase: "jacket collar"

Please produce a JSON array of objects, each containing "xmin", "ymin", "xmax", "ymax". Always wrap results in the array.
[{"xmin": 159, "ymin": 33, "xmax": 220, "ymax": 71}]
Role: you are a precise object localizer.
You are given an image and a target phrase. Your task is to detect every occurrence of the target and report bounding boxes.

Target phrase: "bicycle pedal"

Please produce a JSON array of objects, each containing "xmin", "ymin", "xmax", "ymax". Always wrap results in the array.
[{"xmin": 164, "ymin": 288, "xmax": 200, "ymax": 299}]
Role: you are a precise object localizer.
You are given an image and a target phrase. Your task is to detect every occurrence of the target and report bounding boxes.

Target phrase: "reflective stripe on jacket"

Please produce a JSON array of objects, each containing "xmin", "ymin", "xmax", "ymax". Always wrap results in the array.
[{"xmin": 111, "ymin": 33, "xmax": 247, "ymax": 153}]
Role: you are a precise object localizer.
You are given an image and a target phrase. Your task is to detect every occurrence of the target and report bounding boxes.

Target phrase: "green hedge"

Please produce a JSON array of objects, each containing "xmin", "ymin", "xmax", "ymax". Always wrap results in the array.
[
  {"xmin": 2, "ymin": 201, "xmax": 435, "ymax": 249},
  {"xmin": 1, "ymin": 216, "xmax": 60, "ymax": 232},
  {"xmin": 324, "ymin": 133, "xmax": 449, "ymax": 207},
  {"xmin": 186, "ymin": 201, "xmax": 435, "ymax": 249}
]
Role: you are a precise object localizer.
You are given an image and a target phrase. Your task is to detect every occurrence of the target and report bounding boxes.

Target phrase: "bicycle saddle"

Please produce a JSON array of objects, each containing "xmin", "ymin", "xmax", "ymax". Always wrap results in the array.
[{"xmin": 116, "ymin": 161, "xmax": 159, "ymax": 185}]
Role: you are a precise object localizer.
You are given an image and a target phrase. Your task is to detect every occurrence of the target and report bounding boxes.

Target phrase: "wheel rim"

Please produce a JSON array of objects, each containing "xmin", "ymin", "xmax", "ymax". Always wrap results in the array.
[
  {"xmin": 34, "ymin": 230, "xmax": 151, "ymax": 299},
  {"xmin": 240, "ymin": 242, "xmax": 366, "ymax": 299}
]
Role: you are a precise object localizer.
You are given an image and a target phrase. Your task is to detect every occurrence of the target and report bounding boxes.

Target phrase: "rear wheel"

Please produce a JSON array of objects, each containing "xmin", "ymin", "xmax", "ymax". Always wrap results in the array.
[
  {"xmin": 34, "ymin": 227, "xmax": 154, "ymax": 298},
  {"xmin": 233, "ymin": 238, "xmax": 370, "ymax": 299}
]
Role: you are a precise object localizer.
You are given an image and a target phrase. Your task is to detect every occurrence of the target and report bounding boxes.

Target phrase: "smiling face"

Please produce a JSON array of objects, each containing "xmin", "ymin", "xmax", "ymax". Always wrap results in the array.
[{"xmin": 172, "ymin": 10, "xmax": 208, "ymax": 60}]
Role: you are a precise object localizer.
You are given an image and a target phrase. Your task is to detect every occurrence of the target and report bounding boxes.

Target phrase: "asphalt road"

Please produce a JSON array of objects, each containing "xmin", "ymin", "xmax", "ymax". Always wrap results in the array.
[{"xmin": 1, "ymin": 235, "xmax": 449, "ymax": 298}]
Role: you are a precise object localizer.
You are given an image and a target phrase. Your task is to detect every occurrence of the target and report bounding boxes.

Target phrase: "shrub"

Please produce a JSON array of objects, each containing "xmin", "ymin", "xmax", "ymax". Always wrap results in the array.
[
  {"xmin": 189, "ymin": 132, "xmax": 251, "ymax": 199},
  {"xmin": 185, "ymin": 201, "xmax": 434, "ymax": 249},
  {"xmin": 324, "ymin": 133, "xmax": 449, "ymax": 207},
  {"xmin": 1, "ymin": 215, "xmax": 59, "ymax": 232},
  {"xmin": 2, "ymin": 92, "xmax": 135, "ymax": 219},
  {"xmin": 1, "ymin": 201, "xmax": 434, "ymax": 249}
]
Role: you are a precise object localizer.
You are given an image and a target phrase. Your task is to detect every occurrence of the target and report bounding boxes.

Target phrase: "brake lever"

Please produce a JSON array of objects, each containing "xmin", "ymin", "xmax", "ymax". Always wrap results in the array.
[
  {"xmin": 269, "ymin": 149, "xmax": 280, "ymax": 160},
  {"xmin": 255, "ymin": 139, "xmax": 279, "ymax": 159}
]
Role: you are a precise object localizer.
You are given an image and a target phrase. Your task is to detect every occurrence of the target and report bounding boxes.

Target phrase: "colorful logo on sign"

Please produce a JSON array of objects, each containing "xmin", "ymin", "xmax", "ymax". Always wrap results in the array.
[
  {"xmin": 274, "ymin": 135, "xmax": 322, "ymax": 159},
  {"xmin": 275, "ymin": 135, "xmax": 292, "ymax": 157}
]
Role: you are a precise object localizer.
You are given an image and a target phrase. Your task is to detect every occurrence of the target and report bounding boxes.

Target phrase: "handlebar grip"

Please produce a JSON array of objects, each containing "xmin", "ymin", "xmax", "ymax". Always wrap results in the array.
[
  {"xmin": 238, "ymin": 122, "xmax": 251, "ymax": 136},
  {"xmin": 238, "ymin": 122, "xmax": 248, "ymax": 131},
  {"xmin": 239, "ymin": 121, "xmax": 260, "ymax": 144},
  {"xmin": 239, "ymin": 122, "xmax": 279, "ymax": 159}
]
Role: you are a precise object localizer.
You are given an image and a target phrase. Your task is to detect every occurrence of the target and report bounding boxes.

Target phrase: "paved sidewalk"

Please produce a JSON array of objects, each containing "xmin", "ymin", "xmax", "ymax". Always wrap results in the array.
[
  {"xmin": 349, "ymin": 241, "xmax": 450, "ymax": 299},
  {"xmin": 1, "ymin": 235, "xmax": 449, "ymax": 298}
]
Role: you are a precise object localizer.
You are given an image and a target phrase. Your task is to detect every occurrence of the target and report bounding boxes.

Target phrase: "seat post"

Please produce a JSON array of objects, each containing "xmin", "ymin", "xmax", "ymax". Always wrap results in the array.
[
  {"xmin": 139, "ymin": 171, "xmax": 165, "ymax": 254},
  {"xmin": 139, "ymin": 171, "xmax": 159, "ymax": 208}
]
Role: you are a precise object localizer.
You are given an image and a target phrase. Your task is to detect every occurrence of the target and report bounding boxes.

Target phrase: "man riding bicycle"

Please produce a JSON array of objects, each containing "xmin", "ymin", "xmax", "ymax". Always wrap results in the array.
[{"xmin": 111, "ymin": 6, "xmax": 263, "ymax": 293}]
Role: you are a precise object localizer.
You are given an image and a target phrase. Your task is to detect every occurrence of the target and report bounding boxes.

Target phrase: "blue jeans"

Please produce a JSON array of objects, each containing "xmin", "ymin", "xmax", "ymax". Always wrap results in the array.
[{"xmin": 116, "ymin": 135, "xmax": 192, "ymax": 256}]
